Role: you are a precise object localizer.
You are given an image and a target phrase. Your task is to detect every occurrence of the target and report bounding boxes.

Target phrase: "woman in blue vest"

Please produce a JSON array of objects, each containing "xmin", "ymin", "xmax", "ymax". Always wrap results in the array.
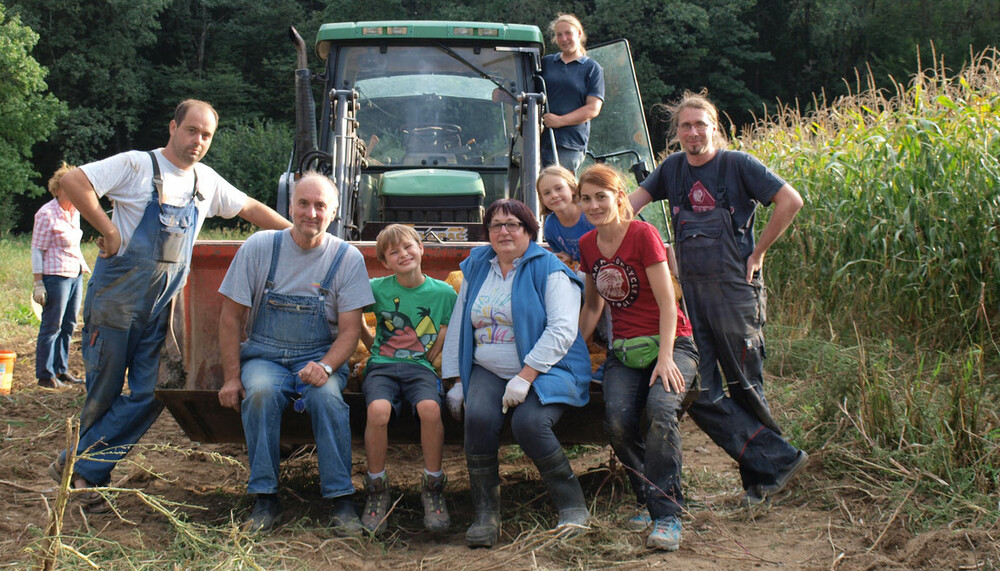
[{"xmin": 442, "ymin": 199, "xmax": 592, "ymax": 547}]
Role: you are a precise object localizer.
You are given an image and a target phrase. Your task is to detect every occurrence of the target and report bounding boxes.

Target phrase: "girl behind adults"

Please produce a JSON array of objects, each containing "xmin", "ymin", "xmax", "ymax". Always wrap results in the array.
[
  {"xmin": 540, "ymin": 13, "xmax": 604, "ymax": 173},
  {"xmin": 32, "ymin": 163, "xmax": 91, "ymax": 389},
  {"xmin": 443, "ymin": 199, "xmax": 592, "ymax": 547},
  {"xmin": 577, "ymin": 164, "xmax": 698, "ymax": 552}
]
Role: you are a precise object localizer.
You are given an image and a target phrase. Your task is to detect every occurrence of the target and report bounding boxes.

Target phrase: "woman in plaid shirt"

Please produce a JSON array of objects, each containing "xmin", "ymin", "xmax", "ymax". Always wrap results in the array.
[{"xmin": 32, "ymin": 163, "xmax": 91, "ymax": 389}]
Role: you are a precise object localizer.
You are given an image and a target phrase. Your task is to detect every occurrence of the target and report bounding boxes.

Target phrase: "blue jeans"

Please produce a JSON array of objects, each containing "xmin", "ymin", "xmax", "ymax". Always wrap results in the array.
[
  {"xmin": 71, "ymin": 304, "xmax": 170, "ymax": 485},
  {"xmin": 240, "ymin": 342, "xmax": 354, "ymax": 498},
  {"xmin": 603, "ymin": 336, "xmax": 698, "ymax": 519},
  {"xmin": 36, "ymin": 273, "xmax": 82, "ymax": 379},
  {"xmin": 541, "ymin": 147, "xmax": 586, "ymax": 174},
  {"xmin": 464, "ymin": 365, "xmax": 567, "ymax": 460}
]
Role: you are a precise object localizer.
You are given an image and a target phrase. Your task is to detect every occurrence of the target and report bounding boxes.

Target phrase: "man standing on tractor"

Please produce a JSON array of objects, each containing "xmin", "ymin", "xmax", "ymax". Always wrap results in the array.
[
  {"xmin": 629, "ymin": 90, "xmax": 809, "ymax": 506},
  {"xmin": 49, "ymin": 99, "xmax": 290, "ymax": 513}
]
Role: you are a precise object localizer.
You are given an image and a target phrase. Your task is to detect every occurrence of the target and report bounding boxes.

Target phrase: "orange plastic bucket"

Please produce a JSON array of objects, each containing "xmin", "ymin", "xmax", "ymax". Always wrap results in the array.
[{"xmin": 0, "ymin": 351, "xmax": 15, "ymax": 396}]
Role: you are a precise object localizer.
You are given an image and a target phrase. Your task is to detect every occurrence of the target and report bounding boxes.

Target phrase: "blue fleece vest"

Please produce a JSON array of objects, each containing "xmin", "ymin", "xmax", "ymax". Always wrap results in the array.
[{"xmin": 456, "ymin": 241, "xmax": 591, "ymax": 407}]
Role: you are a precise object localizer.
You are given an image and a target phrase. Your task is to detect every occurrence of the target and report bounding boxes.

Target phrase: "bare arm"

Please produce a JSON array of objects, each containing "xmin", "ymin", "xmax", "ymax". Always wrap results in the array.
[
  {"xmin": 578, "ymin": 272, "xmax": 605, "ymax": 343},
  {"xmin": 298, "ymin": 308, "xmax": 364, "ymax": 386},
  {"xmin": 628, "ymin": 187, "xmax": 654, "ymax": 216},
  {"xmin": 646, "ymin": 261, "xmax": 684, "ymax": 393},
  {"xmin": 237, "ymin": 197, "xmax": 292, "ymax": 230},
  {"xmin": 359, "ymin": 314, "xmax": 375, "ymax": 350},
  {"xmin": 542, "ymin": 96, "xmax": 603, "ymax": 129},
  {"xmin": 424, "ymin": 324, "xmax": 448, "ymax": 364},
  {"xmin": 60, "ymin": 168, "xmax": 121, "ymax": 257},
  {"xmin": 745, "ymin": 184, "xmax": 803, "ymax": 282},
  {"xmin": 218, "ymin": 297, "xmax": 250, "ymax": 410}
]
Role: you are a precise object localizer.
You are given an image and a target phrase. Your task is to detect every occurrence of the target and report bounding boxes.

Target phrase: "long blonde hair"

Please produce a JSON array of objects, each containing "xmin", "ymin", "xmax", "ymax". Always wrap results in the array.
[{"xmin": 577, "ymin": 164, "xmax": 634, "ymax": 223}]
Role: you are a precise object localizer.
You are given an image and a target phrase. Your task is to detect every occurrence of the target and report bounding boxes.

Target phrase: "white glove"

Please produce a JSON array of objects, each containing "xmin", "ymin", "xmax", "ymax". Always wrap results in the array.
[
  {"xmin": 33, "ymin": 280, "xmax": 47, "ymax": 306},
  {"xmin": 445, "ymin": 382, "xmax": 465, "ymax": 421},
  {"xmin": 501, "ymin": 375, "xmax": 531, "ymax": 413}
]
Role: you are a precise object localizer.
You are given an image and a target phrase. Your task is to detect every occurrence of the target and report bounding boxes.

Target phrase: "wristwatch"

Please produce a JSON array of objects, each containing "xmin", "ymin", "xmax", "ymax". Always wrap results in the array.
[{"xmin": 318, "ymin": 362, "xmax": 333, "ymax": 376}]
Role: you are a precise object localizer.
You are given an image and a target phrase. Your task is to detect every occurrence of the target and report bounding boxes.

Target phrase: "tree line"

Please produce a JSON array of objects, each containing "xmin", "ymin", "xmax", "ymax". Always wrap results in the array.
[{"xmin": 2, "ymin": 0, "xmax": 998, "ymax": 233}]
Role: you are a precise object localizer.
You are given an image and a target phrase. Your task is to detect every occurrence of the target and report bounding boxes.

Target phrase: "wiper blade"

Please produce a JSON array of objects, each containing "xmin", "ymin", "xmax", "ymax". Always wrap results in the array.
[{"xmin": 435, "ymin": 43, "xmax": 517, "ymax": 102}]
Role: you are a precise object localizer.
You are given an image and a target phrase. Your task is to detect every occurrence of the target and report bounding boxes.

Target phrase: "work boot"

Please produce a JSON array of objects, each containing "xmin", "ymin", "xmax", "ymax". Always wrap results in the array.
[
  {"xmin": 360, "ymin": 473, "xmax": 390, "ymax": 534},
  {"xmin": 742, "ymin": 450, "xmax": 810, "ymax": 506},
  {"xmin": 421, "ymin": 472, "xmax": 450, "ymax": 532},
  {"xmin": 465, "ymin": 454, "xmax": 501, "ymax": 548},
  {"xmin": 244, "ymin": 493, "xmax": 282, "ymax": 532},
  {"xmin": 534, "ymin": 449, "xmax": 590, "ymax": 536},
  {"xmin": 330, "ymin": 496, "xmax": 363, "ymax": 536}
]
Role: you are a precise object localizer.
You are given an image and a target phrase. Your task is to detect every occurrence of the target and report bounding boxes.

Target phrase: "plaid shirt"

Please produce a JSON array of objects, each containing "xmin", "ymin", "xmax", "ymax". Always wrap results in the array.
[{"xmin": 31, "ymin": 198, "xmax": 90, "ymax": 277}]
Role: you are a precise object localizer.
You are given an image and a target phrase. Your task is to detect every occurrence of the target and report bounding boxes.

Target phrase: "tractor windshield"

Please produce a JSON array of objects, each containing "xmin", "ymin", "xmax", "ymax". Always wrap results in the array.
[{"xmin": 339, "ymin": 46, "xmax": 522, "ymax": 168}]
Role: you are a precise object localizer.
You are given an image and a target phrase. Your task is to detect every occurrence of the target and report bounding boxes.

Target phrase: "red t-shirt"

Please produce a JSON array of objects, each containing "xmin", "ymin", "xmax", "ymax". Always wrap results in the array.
[{"xmin": 579, "ymin": 220, "xmax": 693, "ymax": 340}]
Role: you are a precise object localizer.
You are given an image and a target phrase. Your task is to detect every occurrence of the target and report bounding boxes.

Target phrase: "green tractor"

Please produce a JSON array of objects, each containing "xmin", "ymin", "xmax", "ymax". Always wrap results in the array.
[{"xmin": 158, "ymin": 20, "xmax": 659, "ymax": 444}]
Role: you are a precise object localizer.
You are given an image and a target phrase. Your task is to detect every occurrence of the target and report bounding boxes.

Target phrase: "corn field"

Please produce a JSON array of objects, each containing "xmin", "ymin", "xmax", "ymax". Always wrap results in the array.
[{"xmin": 737, "ymin": 47, "xmax": 1000, "ymax": 524}]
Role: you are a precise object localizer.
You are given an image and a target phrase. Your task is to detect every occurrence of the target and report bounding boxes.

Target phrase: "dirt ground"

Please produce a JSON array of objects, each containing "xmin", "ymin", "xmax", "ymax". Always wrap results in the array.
[{"xmin": 1, "ymin": 332, "xmax": 997, "ymax": 570}]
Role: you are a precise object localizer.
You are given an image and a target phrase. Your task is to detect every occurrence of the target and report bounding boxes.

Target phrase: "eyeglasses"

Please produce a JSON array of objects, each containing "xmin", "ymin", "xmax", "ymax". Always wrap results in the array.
[
  {"xmin": 678, "ymin": 121, "xmax": 711, "ymax": 132},
  {"xmin": 487, "ymin": 222, "xmax": 523, "ymax": 233}
]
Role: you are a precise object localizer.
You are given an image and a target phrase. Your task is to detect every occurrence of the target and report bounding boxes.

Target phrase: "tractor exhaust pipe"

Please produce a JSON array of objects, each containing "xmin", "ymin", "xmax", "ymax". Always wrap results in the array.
[{"xmin": 289, "ymin": 26, "xmax": 317, "ymax": 172}]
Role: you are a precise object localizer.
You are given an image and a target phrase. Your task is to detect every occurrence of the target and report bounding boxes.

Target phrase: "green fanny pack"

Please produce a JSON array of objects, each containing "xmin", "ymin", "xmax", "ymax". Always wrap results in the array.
[{"xmin": 611, "ymin": 335, "xmax": 660, "ymax": 369}]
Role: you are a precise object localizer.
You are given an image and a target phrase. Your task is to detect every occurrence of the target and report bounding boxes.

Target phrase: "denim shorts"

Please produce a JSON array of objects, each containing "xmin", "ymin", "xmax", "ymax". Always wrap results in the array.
[{"xmin": 363, "ymin": 361, "xmax": 443, "ymax": 414}]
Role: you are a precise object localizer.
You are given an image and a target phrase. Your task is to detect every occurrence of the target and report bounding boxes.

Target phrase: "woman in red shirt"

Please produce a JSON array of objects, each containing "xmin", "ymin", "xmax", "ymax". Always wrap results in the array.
[{"xmin": 577, "ymin": 164, "xmax": 698, "ymax": 552}]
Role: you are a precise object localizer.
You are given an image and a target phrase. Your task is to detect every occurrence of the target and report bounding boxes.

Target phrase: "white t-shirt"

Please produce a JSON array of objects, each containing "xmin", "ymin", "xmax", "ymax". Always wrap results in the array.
[
  {"xmin": 218, "ymin": 229, "xmax": 374, "ymax": 339},
  {"xmin": 79, "ymin": 149, "xmax": 248, "ymax": 254}
]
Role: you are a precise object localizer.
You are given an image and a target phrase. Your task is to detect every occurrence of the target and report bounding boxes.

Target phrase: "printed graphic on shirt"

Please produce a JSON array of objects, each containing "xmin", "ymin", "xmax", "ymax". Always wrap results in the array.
[
  {"xmin": 592, "ymin": 258, "xmax": 640, "ymax": 308},
  {"xmin": 689, "ymin": 181, "xmax": 716, "ymax": 212},
  {"xmin": 470, "ymin": 290, "xmax": 515, "ymax": 344},
  {"xmin": 376, "ymin": 297, "xmax": 439, "ymax": 359}
]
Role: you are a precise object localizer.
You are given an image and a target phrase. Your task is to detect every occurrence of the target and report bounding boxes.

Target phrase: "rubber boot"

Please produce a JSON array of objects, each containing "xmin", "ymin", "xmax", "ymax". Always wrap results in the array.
[
  {"xmin": 465, "ymin": 453, "xmax": 500, "ymax": 547},
  {"xmin": 535, "ymin": 449, "xmax": 590, "ymax": 535}
]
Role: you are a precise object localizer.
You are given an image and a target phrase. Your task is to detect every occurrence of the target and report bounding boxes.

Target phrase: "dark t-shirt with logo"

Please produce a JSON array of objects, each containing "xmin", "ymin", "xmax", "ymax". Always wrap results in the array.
[{"xmin": 640, "ymin": 150, "xmax": 786, "ymax": 261}]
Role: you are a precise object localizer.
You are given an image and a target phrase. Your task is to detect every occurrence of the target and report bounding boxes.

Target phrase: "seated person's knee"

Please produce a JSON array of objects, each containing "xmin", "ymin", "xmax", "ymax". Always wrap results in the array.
[
  {"xmin": 415, "ymin": 399, "xmax": 442, "ymax": 422},
  {"xmin": 367, "ymin": 400, "xmax": 392, "ymax": 426}
]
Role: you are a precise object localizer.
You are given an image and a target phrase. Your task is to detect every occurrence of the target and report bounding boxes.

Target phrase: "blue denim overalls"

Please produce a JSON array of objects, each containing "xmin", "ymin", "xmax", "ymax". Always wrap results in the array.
[
  {"xmin": 70, "ymin": 152, "xmax": 199, "ymax": 485},
  {"xmin": 238, "ymin": 231, "xmax": 355, "ymax": 498},
  {"xmin": 672, "ymin": 151, "xmax": 800, "ymax": 490}
]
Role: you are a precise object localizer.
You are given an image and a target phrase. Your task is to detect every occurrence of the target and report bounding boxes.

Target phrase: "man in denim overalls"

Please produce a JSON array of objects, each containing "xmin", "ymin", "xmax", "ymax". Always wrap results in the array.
[
  {"xmin": 217, "ymin": 174, "xmax": 374, "ymax": 533},
  {"xmin": 50, "ymin": 100, "xmax": 291, "ymax": 511},
  {"xmin": 630, "ymin": 91, "xmax": 809, "ymax": 506}
]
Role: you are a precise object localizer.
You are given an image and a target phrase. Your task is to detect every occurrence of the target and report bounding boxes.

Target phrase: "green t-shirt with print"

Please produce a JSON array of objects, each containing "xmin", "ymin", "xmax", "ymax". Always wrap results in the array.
[{"xmin": 367, "ymin": 275, "xmax": 458, "ymax": 373}]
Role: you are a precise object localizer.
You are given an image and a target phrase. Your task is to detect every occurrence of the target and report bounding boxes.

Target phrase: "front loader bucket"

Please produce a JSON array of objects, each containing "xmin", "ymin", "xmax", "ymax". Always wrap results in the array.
[{"xmin": 156, "ymin": 240, "xmax": 607, "ymax": 445}]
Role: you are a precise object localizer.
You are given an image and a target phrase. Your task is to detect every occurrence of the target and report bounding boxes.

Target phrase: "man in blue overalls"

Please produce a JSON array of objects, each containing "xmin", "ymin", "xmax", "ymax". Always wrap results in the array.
[
  {"xmin": 51, "ymin": 100, "xmax": 291, "ymax": 512},
  {"xmin": 630, "ymin": 90, "xmax": 809, "ymax": 506},
  {"xmin": 217, "ymin": 174, "xmax": 374, "ymax": 533}
]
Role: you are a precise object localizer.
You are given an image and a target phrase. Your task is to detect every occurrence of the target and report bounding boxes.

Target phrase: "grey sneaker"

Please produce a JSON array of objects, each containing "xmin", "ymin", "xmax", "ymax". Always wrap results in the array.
[
  {"xmin": 646, "ymin": 516, "xmax": 682, "ymax": 551},
  {"xmin": 421, "ymin": 472, "xmax": 450, "ymax": 532},
  {"xmin": 626, "ymin": 510, "xmax": 652, "ymax": 531},
  {"xmin": 361, "ymin": 473, "xmax": 390, "ymax": 534}
]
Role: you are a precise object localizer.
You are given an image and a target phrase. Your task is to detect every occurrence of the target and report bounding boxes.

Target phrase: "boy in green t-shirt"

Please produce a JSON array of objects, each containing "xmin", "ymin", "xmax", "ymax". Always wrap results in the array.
[{"xmin": 359, "ymin": 224, "xmax": 458, "ymax": 534}]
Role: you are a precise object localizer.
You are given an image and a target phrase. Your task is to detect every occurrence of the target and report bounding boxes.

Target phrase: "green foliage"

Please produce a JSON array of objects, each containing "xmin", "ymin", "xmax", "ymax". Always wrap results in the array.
[
  {"xmin": 753, "ymin": 49, "xmax": 1000, "ymax": 527},
  {"xmin": 206, "ymin": 119, "xmax": 294, "ymax": 222},
  {"xmin": 741, "ymin": 47, "xmax": 1000, "ymax": 349},
  {"xmin": 0, "ymin": 3, "xmax": 64, "ymax": 234}
]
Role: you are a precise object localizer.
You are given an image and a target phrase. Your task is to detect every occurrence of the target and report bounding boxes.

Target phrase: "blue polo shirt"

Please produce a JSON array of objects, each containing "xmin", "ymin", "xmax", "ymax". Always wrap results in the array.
[{"xmin": 540, "ymin": 53, "xmax": 605, "ymax": 152}]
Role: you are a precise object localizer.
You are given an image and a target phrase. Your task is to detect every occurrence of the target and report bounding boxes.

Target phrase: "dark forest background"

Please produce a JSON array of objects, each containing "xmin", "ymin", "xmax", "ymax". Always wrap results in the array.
[{"xmin": 3, "ymin": 0, "xmax": 999, "ymax": 233}]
